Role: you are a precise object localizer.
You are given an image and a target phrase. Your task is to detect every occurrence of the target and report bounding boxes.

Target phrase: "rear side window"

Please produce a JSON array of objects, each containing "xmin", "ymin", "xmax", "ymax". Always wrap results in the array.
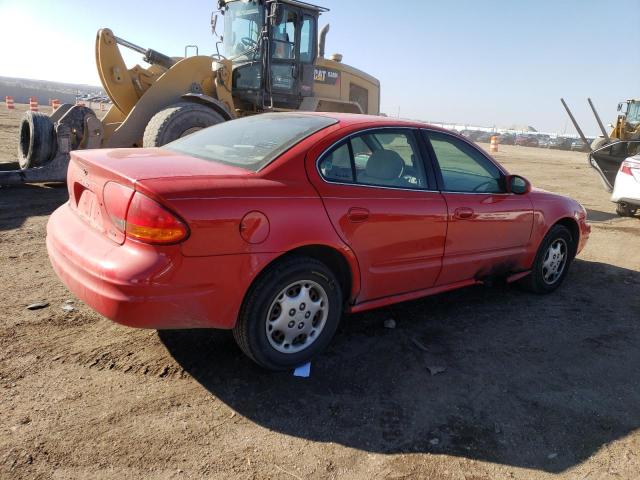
[{"xmin": 318, "ymin": 129, "xmax": 428, "ymax": 189}]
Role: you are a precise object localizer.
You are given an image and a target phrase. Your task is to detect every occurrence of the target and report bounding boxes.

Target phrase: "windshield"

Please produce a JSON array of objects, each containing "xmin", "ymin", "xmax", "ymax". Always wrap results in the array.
[
  {"xmin": 223, "ymin": 0, "xmax": 264, "ymax": 59},
  {"xmin": 164, "ymin": 114, "xmax": 338, "ymax": 172},
  {"xmin": 626, "ymin": 102, "xmax": 640, "ymax": 125}
]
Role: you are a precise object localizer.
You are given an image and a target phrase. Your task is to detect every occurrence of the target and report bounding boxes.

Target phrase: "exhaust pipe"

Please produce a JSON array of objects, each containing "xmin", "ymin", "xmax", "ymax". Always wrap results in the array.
[{"xmin": 318, "ymin": 24, "xmax": 330, "ymax": 58}]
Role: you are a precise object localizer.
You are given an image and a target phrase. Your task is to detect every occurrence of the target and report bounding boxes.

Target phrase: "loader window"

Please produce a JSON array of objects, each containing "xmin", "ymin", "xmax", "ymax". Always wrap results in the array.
[
  {"xmin": 627, "ymin": 102, "xmax": 640, "ymax": 125},
  {"xmin": 272, "ymin": 8, "xmax": 297, "ymax": 59},
  {"xmin": 300, "ymin": 16, "xmax": 315, "ymax": 63},
  {"xmin": 223, "ymin": 1, "xmax": 263, "ymax": 58}
]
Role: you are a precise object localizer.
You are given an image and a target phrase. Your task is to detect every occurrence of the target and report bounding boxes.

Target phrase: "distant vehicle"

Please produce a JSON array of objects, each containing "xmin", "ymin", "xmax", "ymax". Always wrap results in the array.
[
  {"xmin": 516, "ymin": 135, "xmax": 538, "ymax": 147},
  {"xmin": 570, "ymin": 139, "xmax": 589, "ymax": 152},
  {"xmin": 548, "ymin": 137, "xmax": 572, "ymax": 150},
  {"xmin": 497, "ymin": 133, "xmax": 516, "ymax": 145},
  {"xmin": 46, "ymin": 112, "xmax": 591, "ymax": 369},
  {"xmin": 461, "ymin": 130, "xmax": 484, "ymax": 142},
  {"xmin": 537, "ymin": 136, "xmax": 551, "ymax": 148},
  {"xmin": 476, "ymin": 132, "xmax": 497, "ymax": 143}
]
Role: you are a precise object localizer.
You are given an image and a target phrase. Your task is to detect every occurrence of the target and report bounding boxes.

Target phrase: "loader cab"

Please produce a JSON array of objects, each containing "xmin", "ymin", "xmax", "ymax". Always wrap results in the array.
[
  {"xmin": 220, "ymin": 0, "xmax": 325, "ymax": 110},
  {"xmin": 623, "ymin": 100, "xmax": 640, "ymax": 126}
]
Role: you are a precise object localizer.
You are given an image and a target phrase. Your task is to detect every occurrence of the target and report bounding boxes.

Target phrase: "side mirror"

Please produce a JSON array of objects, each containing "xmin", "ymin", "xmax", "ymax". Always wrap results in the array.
[
  {"xmin": 506, "ymin": 175, "xmax": 531, "ymax": 195},
  {"xmin": 211, "ymin": 12, "xmax": 219, "ymax": 36}
]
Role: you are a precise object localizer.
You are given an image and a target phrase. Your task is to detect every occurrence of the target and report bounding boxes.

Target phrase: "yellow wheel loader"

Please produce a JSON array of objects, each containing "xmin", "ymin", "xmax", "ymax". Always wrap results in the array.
[
  {"xmin": 561, "ymin": 98, "xmax": 640, "ymax": 192},
  {"xmin": 2, "ymin": 0, "xmax": 380, "ymax": 185}
]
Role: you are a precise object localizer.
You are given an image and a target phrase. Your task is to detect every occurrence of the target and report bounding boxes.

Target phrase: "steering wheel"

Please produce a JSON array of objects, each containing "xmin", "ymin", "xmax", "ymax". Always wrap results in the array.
[
  {"xmin": 472, "ymin": 179, "xmax": 497, "ymax": 192},
  {"xmin": 240, "ymin": 37, "xmax": 258, "ymax": 49}
]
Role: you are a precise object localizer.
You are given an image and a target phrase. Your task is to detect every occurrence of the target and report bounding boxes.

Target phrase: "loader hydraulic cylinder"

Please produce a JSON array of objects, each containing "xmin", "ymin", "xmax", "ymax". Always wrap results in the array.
[{"xmin": 114, "ymin": 35, "xmax": 176, "ymax": 69}]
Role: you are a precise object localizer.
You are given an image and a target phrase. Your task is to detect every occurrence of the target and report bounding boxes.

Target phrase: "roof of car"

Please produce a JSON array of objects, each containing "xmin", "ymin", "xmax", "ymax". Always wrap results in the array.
[{"xmin": 278, "ymin": 111, "xmax": 443, "ymax": 131}]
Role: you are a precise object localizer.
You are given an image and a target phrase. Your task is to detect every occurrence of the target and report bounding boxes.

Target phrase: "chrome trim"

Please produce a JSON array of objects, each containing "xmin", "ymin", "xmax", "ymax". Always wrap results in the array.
[{"xmin": 314, "ymin": 125, "xmax": 515, "ymax": 195}]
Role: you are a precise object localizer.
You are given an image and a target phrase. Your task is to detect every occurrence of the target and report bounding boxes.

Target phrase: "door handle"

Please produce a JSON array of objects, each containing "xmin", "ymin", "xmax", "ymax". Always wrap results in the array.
[
  {"xmin": 454, "ymin": 207, "xmax": 474, "ymax": 220},
  {"xmin": 348, "ymin": 207, "xmax": 370, "ymax": 223}
]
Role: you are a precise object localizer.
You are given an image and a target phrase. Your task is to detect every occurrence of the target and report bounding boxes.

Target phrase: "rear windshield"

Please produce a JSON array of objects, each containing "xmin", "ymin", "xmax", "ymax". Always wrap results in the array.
[{"xmin": 164, "ymin": 114, "xmax": 337, "ymax": 172}]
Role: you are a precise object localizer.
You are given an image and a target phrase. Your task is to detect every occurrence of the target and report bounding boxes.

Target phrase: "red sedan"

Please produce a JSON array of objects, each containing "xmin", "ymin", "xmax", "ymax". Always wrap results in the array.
[{"xmin": 47, "ymin": 113, "xmax": 590, "ymax": 369}]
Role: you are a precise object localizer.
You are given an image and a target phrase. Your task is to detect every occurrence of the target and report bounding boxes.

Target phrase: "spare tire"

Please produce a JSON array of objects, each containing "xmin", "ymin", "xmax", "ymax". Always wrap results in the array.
[
  {"xmin": 17, "ymin": 111, "xmax": 57, "ymax": 169},
  {"xmin": 143, "ymin": 102, "xmax": 226, "ymax": 148}
]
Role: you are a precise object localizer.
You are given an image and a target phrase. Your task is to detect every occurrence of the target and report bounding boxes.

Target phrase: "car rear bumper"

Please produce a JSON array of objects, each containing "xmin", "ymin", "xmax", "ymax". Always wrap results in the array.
[
  {"xmin": 612, "ymin": 171, "xmax": 640, "ymax": 206},
  {"xmin": 46, "ymin": 203, "xmax": 276, "ymax": 329}
]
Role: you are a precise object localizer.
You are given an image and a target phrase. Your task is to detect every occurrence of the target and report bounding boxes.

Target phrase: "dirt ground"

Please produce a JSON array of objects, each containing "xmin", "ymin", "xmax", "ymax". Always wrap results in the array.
[{"xmin": 1, "ymin": 104, "xmax": 639, "ymax": 480}]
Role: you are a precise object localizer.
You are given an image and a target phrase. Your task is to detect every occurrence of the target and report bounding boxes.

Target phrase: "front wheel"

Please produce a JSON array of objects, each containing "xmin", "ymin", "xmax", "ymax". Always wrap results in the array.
[
  {"xmin": 143, "ymin": 102, "xmax": 225, "ymax": 147},
  {"xmin": 519, "ymin": 225, "xmax": 574, "ymax": 294},
  {"xmin": 616, "ymin": 203, "xmax": 637, "ymax": 217},
  {"xmin": 233, "ymin": 257, "xmax": 343, "ymax": 370}
]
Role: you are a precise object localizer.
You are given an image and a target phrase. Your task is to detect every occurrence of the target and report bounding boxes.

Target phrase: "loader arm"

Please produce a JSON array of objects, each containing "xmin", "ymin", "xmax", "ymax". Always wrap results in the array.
[{"xmin": 95, "ymin": 28, "xmax": 166, "ymax": 116}]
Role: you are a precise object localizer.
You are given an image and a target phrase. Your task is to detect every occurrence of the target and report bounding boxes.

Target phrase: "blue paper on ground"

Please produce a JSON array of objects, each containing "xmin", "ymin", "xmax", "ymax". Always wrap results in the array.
[{"xmin": 293, "ymin": 362, "xmax": 311, "ymax": 378}]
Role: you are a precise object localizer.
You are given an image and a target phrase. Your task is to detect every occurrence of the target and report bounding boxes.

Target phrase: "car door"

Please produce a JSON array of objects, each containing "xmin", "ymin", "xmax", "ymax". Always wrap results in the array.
[
  {"xmin": 590, "ymin": 140, "xmax": 640, "ymax": 191},
  {"xmin": 307, "ymin": 128, "xmax": 448, "ymax": 303},
  {"xmin": 422, "ymin": 130, "xmax": 534, "ymax": 285}
]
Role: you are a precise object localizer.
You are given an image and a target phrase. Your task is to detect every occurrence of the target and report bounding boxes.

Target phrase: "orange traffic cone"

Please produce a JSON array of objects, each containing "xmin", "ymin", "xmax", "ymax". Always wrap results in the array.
[
  {"xmin": 29, "ymin": 96, "xmax": 38, "ymax": 112},
  {"xmin": 5, "ymin": 96, "xmax": 15, "ymax": 110},
  {"xmin": 490, "ymin": 135, "xmax": 499, "ymax": 153}
]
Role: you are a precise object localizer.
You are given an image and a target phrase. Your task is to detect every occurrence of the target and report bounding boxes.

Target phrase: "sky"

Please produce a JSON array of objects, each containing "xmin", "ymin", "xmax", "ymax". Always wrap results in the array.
[{"xmin": 0, "ymin": 0, "xmax": 638, "ymax": 135}]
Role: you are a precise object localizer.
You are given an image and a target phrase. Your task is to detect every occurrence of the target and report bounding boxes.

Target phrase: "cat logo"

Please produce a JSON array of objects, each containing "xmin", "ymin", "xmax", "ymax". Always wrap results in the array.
[{"xmin": 314, "ymin": 68, "xmax": 340, "ymax": 85}]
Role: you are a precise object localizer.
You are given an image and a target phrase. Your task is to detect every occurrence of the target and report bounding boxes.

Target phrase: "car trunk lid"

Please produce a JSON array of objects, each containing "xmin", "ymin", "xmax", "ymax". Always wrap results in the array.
[{"xmin": 66, "ymin": 148, "xmax": 252, "ymax": 244}]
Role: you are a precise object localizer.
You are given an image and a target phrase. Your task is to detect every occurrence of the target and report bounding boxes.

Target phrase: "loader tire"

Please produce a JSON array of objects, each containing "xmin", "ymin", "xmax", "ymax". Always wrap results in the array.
[
  {"xmin": 17, "ymin": 111, "xmax": 57, "ymax": 169},
  {"xmin": 143, "ymin": 102, "xmax": 226, "ymax": 147}
]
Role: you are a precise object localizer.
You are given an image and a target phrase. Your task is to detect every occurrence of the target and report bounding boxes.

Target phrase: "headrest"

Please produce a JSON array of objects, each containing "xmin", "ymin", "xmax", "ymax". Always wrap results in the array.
[{"xmin": 365, "ymin": 149, "xmax": 404, "ymax": 180}]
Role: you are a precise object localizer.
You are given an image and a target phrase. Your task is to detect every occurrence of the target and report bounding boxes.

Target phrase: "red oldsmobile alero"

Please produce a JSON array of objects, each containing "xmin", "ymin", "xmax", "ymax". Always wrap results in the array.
[{"xmin": 47, "ymin": 113, "xmax": 590, "ymax": 369}]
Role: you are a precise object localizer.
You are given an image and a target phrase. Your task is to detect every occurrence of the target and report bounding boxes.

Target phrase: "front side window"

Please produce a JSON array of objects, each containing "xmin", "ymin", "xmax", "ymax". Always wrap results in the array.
[
  {"xmin": 166, "ymin": 114, "xmax": 337, "ymax": 172},
  {"xmin": 426, "ymin": 131, "xmax": 503, "ymax": 193},
  {"xmin": 318, "ymin": 130, "xmax": 428, "ymax": 189},
  {"xmin": 223, "ymin": 1, "xmax": 263, "ymax": 59}
]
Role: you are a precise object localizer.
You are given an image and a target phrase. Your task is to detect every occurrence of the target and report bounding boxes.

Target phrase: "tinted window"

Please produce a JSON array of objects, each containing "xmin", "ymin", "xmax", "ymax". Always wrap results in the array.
[
  {"xmin": 300, "ymin": 16, "xmax": 315, "ymax": 63},
  {"xmin": 272, "ymin": 8, "xmax": 297, "ymax": 60},
  {"xmin": 318, "ymin": 130, "xmax": 428, "ymax": 189},
  {"xmin": 427, "ymin": 131, "xmax": 503, "ymax": 193},
  {"xmin": 166, "ymin": 114, "xmax": 337, "ymax": 172},
  {"xmin": 319, "ymin": 143, "xmax": 353, "ymax": 182}
]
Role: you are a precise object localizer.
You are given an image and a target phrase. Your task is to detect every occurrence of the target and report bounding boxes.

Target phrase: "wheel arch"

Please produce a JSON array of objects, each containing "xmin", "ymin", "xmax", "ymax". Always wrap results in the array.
[
  {"xmin": 181, "ymin": 93, "xmax": 233, "ymax": 121},
  {"xmin": 551, "ymin": 217, "xmax": 580, "ymax": 259},
  {"xmin": 246, "ymin": 244, "xmax": 360, "ymax": 309}
]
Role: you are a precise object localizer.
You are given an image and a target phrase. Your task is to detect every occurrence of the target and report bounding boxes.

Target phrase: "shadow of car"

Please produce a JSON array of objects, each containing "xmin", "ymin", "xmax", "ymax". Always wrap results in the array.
[{"xmin": 159, "ymin": 259, "xmax": 640, "ymax": 474}]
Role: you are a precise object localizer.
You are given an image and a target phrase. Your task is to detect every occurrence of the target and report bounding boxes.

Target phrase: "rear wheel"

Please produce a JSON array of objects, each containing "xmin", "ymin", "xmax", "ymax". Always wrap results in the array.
[
  {"xmin": 616, "ymin": 203, "xmax": 637, "ymax": 217},
  {"xmin": 519, "ymin": 225, "xmax": 574, "ymax": 294},
  {"xmin": 17, "ymin": 111, "xmax": 57, "ymax": 169},
  {"xmin": 233, "ymin": 256, "xmax": 343, "ymax": 370},
  {"xmin": 143, "ymin": 102, "xmax": 225, "ymax": 147}
]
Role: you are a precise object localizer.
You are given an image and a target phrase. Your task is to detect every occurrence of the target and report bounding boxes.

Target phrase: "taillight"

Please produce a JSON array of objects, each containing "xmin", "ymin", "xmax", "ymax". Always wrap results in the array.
[
  {"xmin": 103, "ymin": 182, "xmax": 134, "ymax": 232},
  {"xmin": 103, "ymin": 182, "xmax": 188, "ymax": 245},
  {"xmin": 620, "ymin": 159, "xmax": 640, "ymax": 182},
  {"xmin": 125, "ymin": 192, "xmax": 189, "ymax": 244}
]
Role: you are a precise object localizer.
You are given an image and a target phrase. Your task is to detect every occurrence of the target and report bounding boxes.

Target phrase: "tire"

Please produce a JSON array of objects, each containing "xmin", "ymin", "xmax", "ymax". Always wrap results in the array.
[
  {"xmin": 519, "ymin": 225, "xmax": 574, "ymax": 294},
  {"xmin": 233, "ymin": 256, "xmax": 343, "ymax": 370},
  {"xmin": 591, "ymin": 137, "xmax": 609, "ymax": 151},
  {"xmin": 17, "ymin": 111, "xmax": 57, "ymax": 169},
  {"xmin": 143, "ymin": 102, "xmax": 226, "ymax": 147},
  {"xmin": 616, "ymin": 203, "xmax": 637, "ymax": 217}
]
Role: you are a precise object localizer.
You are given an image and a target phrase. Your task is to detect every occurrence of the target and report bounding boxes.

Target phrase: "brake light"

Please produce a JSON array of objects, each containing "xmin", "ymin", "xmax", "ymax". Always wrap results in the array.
[
  {"xmin": 103, "ymin": 182, "xmax": 134, "ymax": 232},
  {"xmin": 103, "ymin": 182, "xmax": 188, "ymax": 245},
  {"xmin": 620, "ymin": 159, "xmax": 639, "ymax": 176},
  {"xmin": 125, "ymin": 192, "xmax": 189, "ymax": 244}
]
